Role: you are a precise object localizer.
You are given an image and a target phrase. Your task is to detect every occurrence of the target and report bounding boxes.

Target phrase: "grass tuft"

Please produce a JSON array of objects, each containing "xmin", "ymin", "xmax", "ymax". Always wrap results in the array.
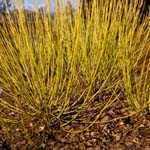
[{"xmin": 0, "ymin": 0, "xmax": 149, "ymax": 134}]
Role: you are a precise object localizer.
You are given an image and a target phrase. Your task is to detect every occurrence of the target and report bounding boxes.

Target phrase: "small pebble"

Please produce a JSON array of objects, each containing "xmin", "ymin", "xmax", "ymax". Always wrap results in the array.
[
  {"xmin": 39, "ymin": 126, "xmax": 45, "ymax": 132},
  {"xmin": 115, "ymin": 133, "xmax": 122, "ymax": 141},
  {"xmin": 39, "ymin": 143, "xmax": 46, "ymax": 149},
  {"xmin": 29, "ymin": 122, "xmax": 33, "ymax": 128}
]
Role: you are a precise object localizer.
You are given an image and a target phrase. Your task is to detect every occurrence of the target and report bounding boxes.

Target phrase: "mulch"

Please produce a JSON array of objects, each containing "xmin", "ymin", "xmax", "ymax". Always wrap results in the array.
[{"xmin": 0, "ymin": 92, "xmax": 150, "ymax": 150}]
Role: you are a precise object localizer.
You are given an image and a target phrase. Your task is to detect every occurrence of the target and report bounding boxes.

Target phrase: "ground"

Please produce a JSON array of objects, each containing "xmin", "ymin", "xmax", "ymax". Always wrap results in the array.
[{"xmin": 0, "ymin": 93, "xmax": 150, "ymax": 150}]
